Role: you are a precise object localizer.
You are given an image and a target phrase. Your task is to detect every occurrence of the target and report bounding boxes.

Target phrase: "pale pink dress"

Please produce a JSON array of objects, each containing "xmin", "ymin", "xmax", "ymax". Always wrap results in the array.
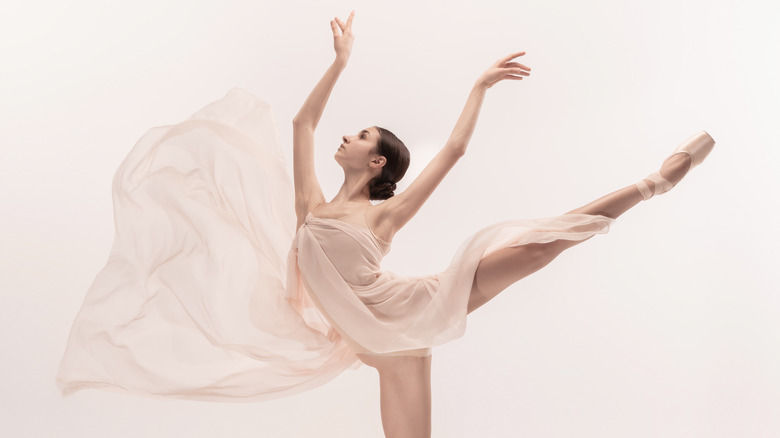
[{"xmin": 56, "ymin": 88, "xmax": 615, "ymax": 402}]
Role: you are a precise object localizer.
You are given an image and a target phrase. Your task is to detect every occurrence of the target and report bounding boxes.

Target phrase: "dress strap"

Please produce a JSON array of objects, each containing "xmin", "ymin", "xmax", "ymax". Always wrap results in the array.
[
  {"xmin": 311, "ymin": 200, "xmax": 325, "ymax": 217},
  {"xmin": 364, "ymin": 207, "xmax": 391, "ymax": 245}
]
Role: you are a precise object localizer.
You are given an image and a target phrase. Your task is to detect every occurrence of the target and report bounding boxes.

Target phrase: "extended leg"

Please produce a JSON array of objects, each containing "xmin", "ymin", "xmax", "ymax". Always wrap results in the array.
[
  {"xmin": 466, "ymin": 153, "xmax": 692, "ymax": 314},
  {"xmin": 564, "ymin": 153, "xmax": 691, "ymax": 217}
]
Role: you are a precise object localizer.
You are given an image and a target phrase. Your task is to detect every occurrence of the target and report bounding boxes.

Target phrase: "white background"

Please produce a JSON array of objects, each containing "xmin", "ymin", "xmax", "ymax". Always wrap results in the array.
[{"xmin": 2, "ymin": 0, "xmax": 779, "ymax": 436}]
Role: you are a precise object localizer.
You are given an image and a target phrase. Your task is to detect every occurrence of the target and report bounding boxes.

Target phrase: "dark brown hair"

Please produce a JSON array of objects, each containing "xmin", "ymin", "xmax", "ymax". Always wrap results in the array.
[{"xmin": 368, "ymin": 126, "xmax": 410, "ymax": 200}]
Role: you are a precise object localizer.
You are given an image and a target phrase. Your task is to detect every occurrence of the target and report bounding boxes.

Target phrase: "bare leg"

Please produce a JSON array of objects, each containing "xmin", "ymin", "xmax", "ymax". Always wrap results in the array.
[
  {"xmin": 467, "ymin": 153, "xmax": 692, "ymax": 314},
  {"xmin": 357, "ymin": 354, "xmax": 432, "ymax": 438}
]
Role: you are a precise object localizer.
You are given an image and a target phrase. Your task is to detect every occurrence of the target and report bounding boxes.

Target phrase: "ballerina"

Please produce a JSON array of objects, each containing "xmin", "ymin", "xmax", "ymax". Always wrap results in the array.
[
  {"xmin": 55, "ymin": 9, "xmax": 715, "ymax": 438},
  {"xmin": 292, "ymin": 10, "xmax": 715, "ymax": 438}
]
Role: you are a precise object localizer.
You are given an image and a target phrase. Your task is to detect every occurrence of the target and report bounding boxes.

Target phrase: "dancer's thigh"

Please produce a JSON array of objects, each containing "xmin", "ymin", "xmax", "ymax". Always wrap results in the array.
[
  {"xmin": 356, "ymin": 352, "xmax": 430, "ymax": 371},
  {"xmin": 468, "ymin": 238, "xmax": 590, "ymax": 314},
  {"xmin": 379, "ymin": 355, "xmax": 432, "ymax": 438}
]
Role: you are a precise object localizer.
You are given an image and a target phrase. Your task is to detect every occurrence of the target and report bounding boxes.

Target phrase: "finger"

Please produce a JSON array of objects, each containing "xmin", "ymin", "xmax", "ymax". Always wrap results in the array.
[
  {"xmin": 501, "ymin": 51, "xmax": 526, "ymax": 63},
  {"xmin": 335, "ymin": 17, "xmax": 346, "ymax": 32},
  {"xmin": 503, "ymin": 74, "xmax": 524, "ymax": 80},
  {"xmin": 503, "ymin": 67, "xmax": 530, "ymax": 76},
  {"xmin": 330, "ymin": 20, "xmax": 340, "ymax": 37},
  {"xmin": 505, "ymin": 62, "xmax": 532, "ymax": 71},
  {"xmin": 346, "ymin": 10, "xmax": 355, "ymax": 28}
]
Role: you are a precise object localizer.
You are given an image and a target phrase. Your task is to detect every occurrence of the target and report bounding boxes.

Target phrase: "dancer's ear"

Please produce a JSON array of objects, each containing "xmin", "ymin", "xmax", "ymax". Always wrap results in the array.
[{"xmin": 372, "ymin": 156, "xmax": 386, "ymax": 168}]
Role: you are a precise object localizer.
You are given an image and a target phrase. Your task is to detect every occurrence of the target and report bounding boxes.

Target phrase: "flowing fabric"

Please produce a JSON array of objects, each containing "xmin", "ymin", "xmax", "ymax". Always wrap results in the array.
[{"xmin": 56, "ymin": 87, "xmax": 616, "ymax": 402}]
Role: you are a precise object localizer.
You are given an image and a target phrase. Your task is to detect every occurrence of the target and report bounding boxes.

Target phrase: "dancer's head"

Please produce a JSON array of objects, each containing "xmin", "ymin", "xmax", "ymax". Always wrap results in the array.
[{"xmin": 336, "ymin": 126, "xmax": 410, "ymax": 200}]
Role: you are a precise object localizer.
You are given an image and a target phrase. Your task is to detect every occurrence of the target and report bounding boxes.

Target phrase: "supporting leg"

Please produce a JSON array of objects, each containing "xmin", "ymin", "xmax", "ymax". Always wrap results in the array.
[
  {"xmin": 467, "ymin": 153, "xmax": 692, "ymax": 314},
  {"xmin": 362, "ymin": 354, "xmax": 432, "ymax": 438}
]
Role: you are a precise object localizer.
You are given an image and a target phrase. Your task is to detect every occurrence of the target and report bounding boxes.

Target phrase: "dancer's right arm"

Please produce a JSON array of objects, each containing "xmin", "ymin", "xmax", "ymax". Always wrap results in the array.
[
  {"xmin": 291, "ymin": 60, "xmax": 343, "ymax": 216},
  {"xmin": 293, "ymin": 11, "xmax": 355, "ymax": 222}
]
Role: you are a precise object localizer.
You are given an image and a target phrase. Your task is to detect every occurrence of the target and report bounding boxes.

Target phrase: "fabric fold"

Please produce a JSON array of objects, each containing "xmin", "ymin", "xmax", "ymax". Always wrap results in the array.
[
  {"xmin": 56, "ymin": 87, "xmax": 616, "ymax": 402},
  {"xmin": 293, "ymin": 212, "xmax": 615, "ymax": 357},
  {"xmin": 57, "ymin": 88, "xmax": 360, "ymax": 402}
]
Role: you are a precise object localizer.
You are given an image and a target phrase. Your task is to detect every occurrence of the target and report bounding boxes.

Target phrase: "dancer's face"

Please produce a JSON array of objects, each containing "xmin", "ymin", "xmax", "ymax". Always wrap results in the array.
[{"xmin": 335, "ymin": 126, "xmax": 384, "ymax": 171}]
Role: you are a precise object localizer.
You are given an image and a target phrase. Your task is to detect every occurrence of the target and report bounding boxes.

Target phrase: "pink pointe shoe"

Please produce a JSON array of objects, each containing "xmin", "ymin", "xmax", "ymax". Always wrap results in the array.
[{"xmin": 635, "ymin": 131, "xmax": 716, "ymax": 200}]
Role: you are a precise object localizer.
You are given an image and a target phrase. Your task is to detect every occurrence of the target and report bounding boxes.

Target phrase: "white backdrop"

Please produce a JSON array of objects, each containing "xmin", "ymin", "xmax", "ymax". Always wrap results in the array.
[{"xmin": 2, "ymin": 0, "xmax": 779, "ymax": 436}]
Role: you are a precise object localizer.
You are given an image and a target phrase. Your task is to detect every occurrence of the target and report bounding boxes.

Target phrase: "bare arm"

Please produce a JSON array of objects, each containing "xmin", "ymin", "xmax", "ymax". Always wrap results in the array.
[
  {"xmin": 382, "ymin": 51, "xmax": 532, "ymax": 233},
  {"xmin": 292, "ymin": 59, "xmax": 347, "ymax": 130},
  {"xmin": 443, "ymin": 83, "xmax": 488, "ymax": 156},
  {"xmin": 291, "ymin": 60, "xmax": 345, "ymax": 217},
  {"xmin": 293, "ymin": 11, "xmax": 354, "ymax": 128},
  {"xmin": 292, "ymin": 11, "xmax": 355, "ymax": 226}
]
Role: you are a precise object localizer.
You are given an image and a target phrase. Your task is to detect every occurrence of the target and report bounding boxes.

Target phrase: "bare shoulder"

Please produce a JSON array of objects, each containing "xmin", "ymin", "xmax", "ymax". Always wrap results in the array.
[
  {"xmin": 366, "ymin": 197, "xmax": 403, "ymax": 243},
  {"xmin": 295, "ymin": 195, "xmax": 326, "ymax": 230}
]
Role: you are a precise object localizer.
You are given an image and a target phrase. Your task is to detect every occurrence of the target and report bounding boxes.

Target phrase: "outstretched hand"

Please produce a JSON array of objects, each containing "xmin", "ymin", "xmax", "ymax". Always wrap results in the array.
[
  {"xmin": 331, "ymin": 11, "xmax": 355, "ymax": 64},
  {"xmin": 477, "ymin": 51, "xmax": 531, "ymax": 89}
]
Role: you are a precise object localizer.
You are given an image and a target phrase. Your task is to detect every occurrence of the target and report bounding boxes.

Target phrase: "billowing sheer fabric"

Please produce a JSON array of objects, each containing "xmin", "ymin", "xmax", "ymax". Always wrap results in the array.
[{"xmin": 56, "ymin": 88, "xmax": 615, "ymax": 402}]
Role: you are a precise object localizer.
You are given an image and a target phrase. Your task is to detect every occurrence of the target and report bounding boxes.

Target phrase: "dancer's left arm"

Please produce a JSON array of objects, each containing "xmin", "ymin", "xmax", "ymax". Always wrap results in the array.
[{"xmin": 382, "ymin": 51, "xmax": 531, "ymax": 233}]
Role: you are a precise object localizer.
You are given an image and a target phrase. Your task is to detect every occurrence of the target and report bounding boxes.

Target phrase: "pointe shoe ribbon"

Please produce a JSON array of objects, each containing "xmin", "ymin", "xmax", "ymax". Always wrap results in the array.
[{"xmin": 636, "ymin": 130, "xmax": 716, "ymax": 201}]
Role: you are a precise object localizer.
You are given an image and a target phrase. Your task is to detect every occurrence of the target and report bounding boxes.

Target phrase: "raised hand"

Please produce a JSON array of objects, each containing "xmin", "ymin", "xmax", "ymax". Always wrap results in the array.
[
  {"xmin": 331, "ymin": 11, "xmax": 355, "ymax": 64},
  {"xmin": 476, "ymin": 51, "xmax": 531, "ymax": 89}
]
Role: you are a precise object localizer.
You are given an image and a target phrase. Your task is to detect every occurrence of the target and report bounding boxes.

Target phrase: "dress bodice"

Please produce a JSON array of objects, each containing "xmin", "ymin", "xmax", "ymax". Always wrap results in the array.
[{"xmin": 301, "ymin": 212, "xmax": 391, "ymax": 287}]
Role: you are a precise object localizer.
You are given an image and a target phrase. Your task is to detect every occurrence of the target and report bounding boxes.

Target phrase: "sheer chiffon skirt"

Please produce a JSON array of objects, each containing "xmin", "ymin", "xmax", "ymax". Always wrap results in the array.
[{"xmin": 55, "ymin": 88, "xmax": 615, "ymax": 402}]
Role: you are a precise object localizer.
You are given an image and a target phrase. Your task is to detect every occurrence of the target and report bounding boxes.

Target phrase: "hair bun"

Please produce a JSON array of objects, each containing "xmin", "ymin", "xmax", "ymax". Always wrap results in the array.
[
  {"xmin": 367, "ymin": 126, "xmax": 410, "ymax": 201},
  {"xmin": 369, "ymin": 179, "xmax": 397, "ymax": 200}
]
